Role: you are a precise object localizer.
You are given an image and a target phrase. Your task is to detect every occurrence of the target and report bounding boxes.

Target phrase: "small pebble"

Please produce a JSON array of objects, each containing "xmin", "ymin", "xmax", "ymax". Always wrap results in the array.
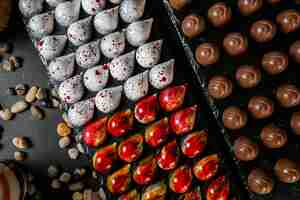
[
  {"xmin": 51, "ymin": 97, "xmax": 60, "ymax": 108},
  {"xmin": 57, "ymin": 122, "xmax": 72, "ymax": 137},
  {"xmin": 36, "ymin": 88, "xmax": 47, "ymax": 100},
  {"xmin": 69, "ymin": 182, "xmax": 84, "ymax": 191},
  {"xmin": 92, "ymin": 171, "xmax": 98, "ymax": 179},
  {"xmin": 1, "ymin": 60, "xmax": 14, "ymax": 71},
  {"xmin": 76, "ymin": 143, "xmax": 85, "ymax": 154},
  {"xmin": 6, "ymin": 87, "xmax": 16, "ymax": 95},
  {"xmin": 11, "ymin": 100, "xmax": 28, "ymax": 113},
  {"xmin": 59, "ymin": 172, "xmax": 72, "ymax": 183},
  {"xmin": 0, "ymin": 108, "xmax": 13, "ymax": 120},
  {"xmin": 14, "ymin": 151, "xmax": 26, "ymax": 161},
  {"xmin": 9, "ymin": 56, "xmax": 20, "ymax": 68},
  {"xmin": 30, "ymin": 105, "xmax": 44, "ymax": 120},
  {"xmin": 25, "ymin": 86, "xmax": 38, "ymax": 103},
  {"xmin": 68, "ymin": 148, "xmax": 79, "ymax": 160},
  {"xmin": 12, "ymin": 137, "xmax": 29, "ymax": 149},
  {"xmin": 51, "ymin": 179, "xmax": 62, "ymax": 189},
  {"xmin": 15, "ymin": 84, "xmax": 27, "ymax": 96},
  {"xmin": 0, "ymin": 42, "xmax": 12, "ymax": 54},
  {"xmin": 48, "ymin": 165, "xmax": 60, "ymax": 178},
  {"xmin": 58, "ymin": 136, "xmax": 71, "ymax": 149},
  {"xmin": 73, "ymin": 192, "xmax": 84, "ymax": 200}
]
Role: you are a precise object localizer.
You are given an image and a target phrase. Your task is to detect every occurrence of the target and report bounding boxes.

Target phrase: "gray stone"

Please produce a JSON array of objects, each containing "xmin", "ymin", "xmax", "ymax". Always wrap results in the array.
[
  {"xmin": 1, "ymin": 60, "xmax": 14, "ymax": 71},
  {"xmin": 0, "ymin": 108, "xmax": 13, "ymax": 120},
  {"xmin": 15, "ymin": 84, "xmax": 27, "ymax": 96},
  {"xmin": 30, "ymin": 105, "xmax": 44, "ymax": 120},
  {"xmin": 11, "ymin": 100, "xmax": 29, "ymax": 113},
  {"xmin": 59, "ymin": 172, "xmax": 72, "ymax": 183},
  {"xmin": 25, "ymin": 86, "xmax": 38, "ymax": 103},
  {"xmin": 14, "ymin": 151, "xmax": 26, "ymax": 161},
  {"xmin": 58, "ymin": 136, "xmax": 71, "ymax": 149},
  {"xmin": 68, "ymin": 148, "xmax": 79, "ymax": 160},
  {"xmin": 51, "ymin": 179, "xmax": 62, "ymax": 189},
  {"xmin": 12, "ymin": 137, "xmax": 29, "ymax": 149}
]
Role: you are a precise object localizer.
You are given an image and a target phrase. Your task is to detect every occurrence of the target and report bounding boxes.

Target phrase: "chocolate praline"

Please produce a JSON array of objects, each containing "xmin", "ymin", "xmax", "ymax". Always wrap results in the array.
[
  {"xmin": 276, "ymin": 84, "xmax": 300, "ymax": 108},
  {"xmin": 235, "ymin": 65, "xmax": 261, "ymax": 88},
  {"xmin": 169, "ymin": 0, "xmax": 191, "ymax": 11},
  {"xmin": 248, "ymin": 168, "xmax": 274, "ymax": 195},
  {"xmin": 208, "ymin": 75, "xmax": 233, "ymax": 99},
  {"xmin": 289, "ymin": 40, "xmax": 300, "ymax": 64},
  {"xmin": 274, "ymin": 158, "xmax": 300, "ymax": 183},
  {"xmin": 207, "ymin": 2, "xmax": 232, "ymax": 28},
  {"xmin": 222, "ymin": 106, "xmax": 248, "ymax": 130},
  {"xmin": 276, "ymin": 9, "xmax": 300, "ymax": 33},
  {"xmin": 223, "ymin": 32, "xmax": 248, "ymax": 56},
  {"xmin": 195, "ymin": 43, "xmax": 220, "ymax": 65},
  {"xmin": 262, "ymin": 51, "xmax": 289, "ymax": 75},
  {"xmin": 248, "ymin": 96, "xmax": 274, "ymax": 119},
  {"xmin": 250, "ymin": 20, "xmax": 277, "ymax": 43},
  {"xmin": 291, "ymin": 111, "xmax": 300, "ymax": 136},
  {"xmin": 260, "ymin": 124, "xmax": 287, "ymax": 149},
  {"xmin": 233, "ymin": 136, "xmax": 259, "ymax": 161},
  {"xmin": 238, "ymin": 0, "xmax": 263, "ymax": 16},
  {"xmin": 182, "ymin": 14, "xmax": 205, "ymax": 39}
]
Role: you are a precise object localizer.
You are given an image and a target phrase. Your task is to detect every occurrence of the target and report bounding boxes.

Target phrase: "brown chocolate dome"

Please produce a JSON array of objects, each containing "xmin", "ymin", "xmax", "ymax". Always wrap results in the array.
[
  {"xmin": 248, "ymin": 168, "xmax": 274, "ymax": 195},
  {"xmin": 276, "ymin": 84, "xmax": 300, "ymax": 108},
  {"xmin": 248, "ymin": 96, "xmax": 274, "ymax": 119},
  {"xmin": 260, "ymin": 124, "xmax": 287, "ymax": 149},
  {"xmin": 207, "ymin": 2, "xmax": 232, "ymax": 28},
  {"xmin": 262, "ymin": 51, "xmax": 289, "ymax": 75},
  {"xmin": 182, "ymin": 14, "xmax": 205, "ymax": 39},
  {"xmin": 276, "ymin": 9, "xmax": 300, "ymax": 33},
  {"xmin": 195, "ymin": 43, "xmax": 220, "ymax": 65},
  {"xmin": 250, "ymin": 20, "xmax": 277, "ymax": 43},
  {"xmin": 208, "ymin": 75, "xmax": 233, "ymax": 99},
  {"xmin": 235, "ymin": 65, "xmax": 261, "ymax": 88},
  {"xmin": 222, "ymin": 106, "xmax": 248, "ymax": 130},
  {"xmin": 274, "ymin": 158, "xmax": 300, "ymax": 183},
  {"xmin": 290, "ymin": 111, "xmax": 300, "ymax": 136},
  {"xmin": 289, "ymin": 40, "xmax": 300, "ymax": 64},
  {"xmin": 238, "ymin": 0, "xmax": 263, "ymax": 16},
  {"xmin": 223, "ymin": 32, "xmax": 248, "ymax": 56},
  {"xmin": 233, "ymin": 136, "xmax": 259, "ymax": 161}
]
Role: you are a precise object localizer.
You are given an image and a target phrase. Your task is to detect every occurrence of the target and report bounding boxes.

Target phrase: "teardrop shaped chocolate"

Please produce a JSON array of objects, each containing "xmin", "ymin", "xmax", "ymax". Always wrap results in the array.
[
  {"xmin": 68, "ymin": 98, "xmax": 95, "ymax": 127},
  {"xmin": 19, "ymin": 0, "xmax": 43, "ymax": 18},
  {"xmin": 48, "ymin": 53, "xmax": 75, "ymax": 81},
  {"xmin": 126, "ymin": 18, "xmax": 153, "ymax": 47},
  {"xmin": 58, "ymin": 74, "xmax": 84, "ymax": 103},
  {"xmin": 76, "ymin": 40, "xmax": 101, "ymax": 68},
  {"xmin": 55, "ymin": 0, "xmax": 81, "ymax": 26},
  {"xmin": 67, "ymin": 16, "xmax": 93, "ymax": 46},
  {"xmin": 83, "ymin": 64, "xmax": 109, "ymax": 92},
  {"xmin": 149, "ymin": 59, "xmax": 174, "ymax": 89},
  {"xmin": 136, "ymin": 40, "xmax": 163, "ymax": 68},
  {"xmin": 95, "ymin": 85, "xmax": 123, "ymax": 113},
  {"xmin": 124, "ymin": 70, "xmax": 149, "ymax": 101},
  {"xmin": 82, "ymin": 0, "xmax": 106, "ymax": 15},
  {"xmin": 110, "ymin": 50, "xmax": 135, "ymax": 81},
  {"xmin": 27, "ymin": 12, "xmax": 54, "ymax": 39},
  {"xmin": 120, "ymin": 0, "xmax": 145, "ymax": 23},
  {"xmin": 100, "ymin": 31, "xmax": 126, "ymax": 58},
  {"xmin": 37, "ymin": 35, "xmax": 67, "ymax": 61},
  {"xmin": 94, "ymin": 6, "xmax": 119, "ymax": 35}
]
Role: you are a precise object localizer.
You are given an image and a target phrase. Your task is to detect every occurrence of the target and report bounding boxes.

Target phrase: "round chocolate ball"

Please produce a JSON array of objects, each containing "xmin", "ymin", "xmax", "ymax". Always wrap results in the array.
[
  {"xmin": 276, "ymin": 84, "xmax": 300, "ymax": 108},
  {"xmin": 207, "ymin": 2, "xmax": 232, "ymax": 28},
  {"xmin": 208, "ymin": 75, "xmax": 233, "ymax": 99},
  {"xmin": 182, "ymin": 14, "xmax": 205, "ymax": 39},
  {"xmin": 291, "ymin": 111, "xmax": 300, "ymax": 136},
  {"xmin": 276, "ymin": 9, "xmax": 300, "ymax": 33},
  {"xmin": 169, "ymin": 0, "xmax": 190, "ymax": 11},
  {"xmin": 250, "ymin": 20, "xmax": 277, "ymax": 43},
  {"xmin": 248, "ymin": 96, "xmax": 274, "ymax": 119},
  {"xmin": 289, "ymin": 40, "xmax": 300, "ymax": 64},
  {"xmin": 260, "ymin": 124, "xmax": 287, "ymax": 149},
  {"xmin": 274, "ymin": 158, "xmax": 300, "ymax": 183},
  {"xmin": 195, "ymin": 43, "xmax": 220, "ymax": 65},
  {"xmin": 235, "ymin": 65, "xmax": 261, "ymax": 88},
  {"xmin": 223, "ymin": 32, "xmax": 248, "ymax": 56},
  {"xmin": 262, "ymin": 51, "xmax": 289, "ymax": 75},
  {"xmin": 267, "ymin": 0, "xmax": 281, "ymax": 4},
  {"xmin": 222, "ymin": 106, "xmax": 248, "ymax": 130},
  {"xmin": 248, "ymin": 168, "xmax": 274, "ymax": 195},
  {"xmin": 233, "ymin": 136, "xmax": 259, "ymax": 161},
  {"xmin": 238, "ymin": 0, "xmax": 263, "ymax": 16}
]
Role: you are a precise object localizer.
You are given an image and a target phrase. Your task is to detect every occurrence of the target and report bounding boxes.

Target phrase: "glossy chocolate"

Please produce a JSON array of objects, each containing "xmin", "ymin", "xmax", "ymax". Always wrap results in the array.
[
  {"xmin": 235, "ymin": 65, "xmax": 261, "ymax": 88},
  {"xmin": 182, "ymin": 14, "xmax": 205, "ymax": 39},
  {"xmin": 276, "ymin": 84, "xmax": 300, "ymax": 108},
  {"xmin": 260, "ymin": 124, "xmax": 287, "ymax": 149},
  {"xmin": 262, "ymin": 51, "xmax": 289, "ymax": 75},
  {"xmin": 222, "ymin": 106, "xmax": 248, "ymax": 130},
  {"xmin": 276, "ymin": 9, "xmax": 300, "ymax": 33},
  {"xmin": 248, "ymin": 168, "xmax": 274, "ymax": 195},
  {"xmin": 233, "ymin": 136, "xmax": 259, "ymax": 161},
  {"xmin": 208, "ymin": 75, "xmax": 233, "ymax": 99},
  {"xmin": 289, "ymin": 40, "xmax": 300, "ymax": 64},
  {"xmin": 248, "ymin": 96, "xmax": 274, "ymax": 119},
  {"xmin": 223, "ymin": 32, "xmax": 248, "ymax": 56},
  {"xmin": 250, "ymin": 20, "xmax": 277, "ymax": 43},
  {"xmin": 274, "ymin": 158, "xmax": 300, "ymax": 183},
  {"xmin": 207, "ymin": 2, "xmax": 232, "ymax": 28},
  {"xmin": 195, "ymin": 43, "xmax": 220, "ymax": 65},
  {"xmin": 291, "ymin": 111, "xmax": 300, "ymax": 136},
  {"xmin": 238, "ymin": 0, "xmax": 263, "ymax": 16}
]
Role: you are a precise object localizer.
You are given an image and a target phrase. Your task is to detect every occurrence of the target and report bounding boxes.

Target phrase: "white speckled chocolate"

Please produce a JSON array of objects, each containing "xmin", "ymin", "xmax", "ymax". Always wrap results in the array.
[
  {"xmin": 94, "ymin": 6, "xmax": 119, "ymax": 35},
  {"xmin": 110, "ymin": 50, "xmax": 135, "ymax": 81},
  {"xmin": 136, "ymin": 39, "xmax": 163, "ymax": 68},
  {"xmin": 76, "ymin": 40, "xmax": 101, "ymax": 68},
  {"xmin": 48, "ymin": 53, "xmax": 75, "ymax": 81},
  {"xmin": 119, "ymin": 0, "xmax": 145, "ymax": 23},
  {"xmin": 124, "ymin": 70, "xmax": 149, "ymax": 101},
  {"xmin": 126, "ymin": 18, "xmax": 153, "ymax": 47},
  {"xmin": 58, "ymin": 74, "xmax": 84, "ymax": 103},
  {"xmin": 67, "ymin": 16, "xmax": 93, "ymax": 46},
  {"xmin": 82, "ymin": 0, "xmax": 106, "ymax": 15},
  {"xmin": 68, "ymin": 98, "xmax": 95, "ymax": 127},
  {"xmin": 46, "ymin": 0, "xmax": 65, "ymax": 7},
  {"xmin": 19, "ymin": 0, "xmax": 43, "ymax": 18},
  {"xmin": 55, "ymin": 0, "xmax": 81, "ymax": 27},
  {"xmin": 100, "ymin": 31, "xmax": 126, "ymax": 58},
  {"xmin": 95, "ymin": 85, "xmax": 123, "ymax": 113},
  {"xmin": 37, "ymin": 35, "xmax": 67, "ymax": 61},
  {"xmin": 149, "ymin": 59, "xmax": 174, "ymax": 89},
  {"xmin": 27, "ymin": 12, "xmax": 54, "ymax": 39},
  {"xmin": 83, "ymin": 64, "xmax": 109, "ymax": 92}
]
